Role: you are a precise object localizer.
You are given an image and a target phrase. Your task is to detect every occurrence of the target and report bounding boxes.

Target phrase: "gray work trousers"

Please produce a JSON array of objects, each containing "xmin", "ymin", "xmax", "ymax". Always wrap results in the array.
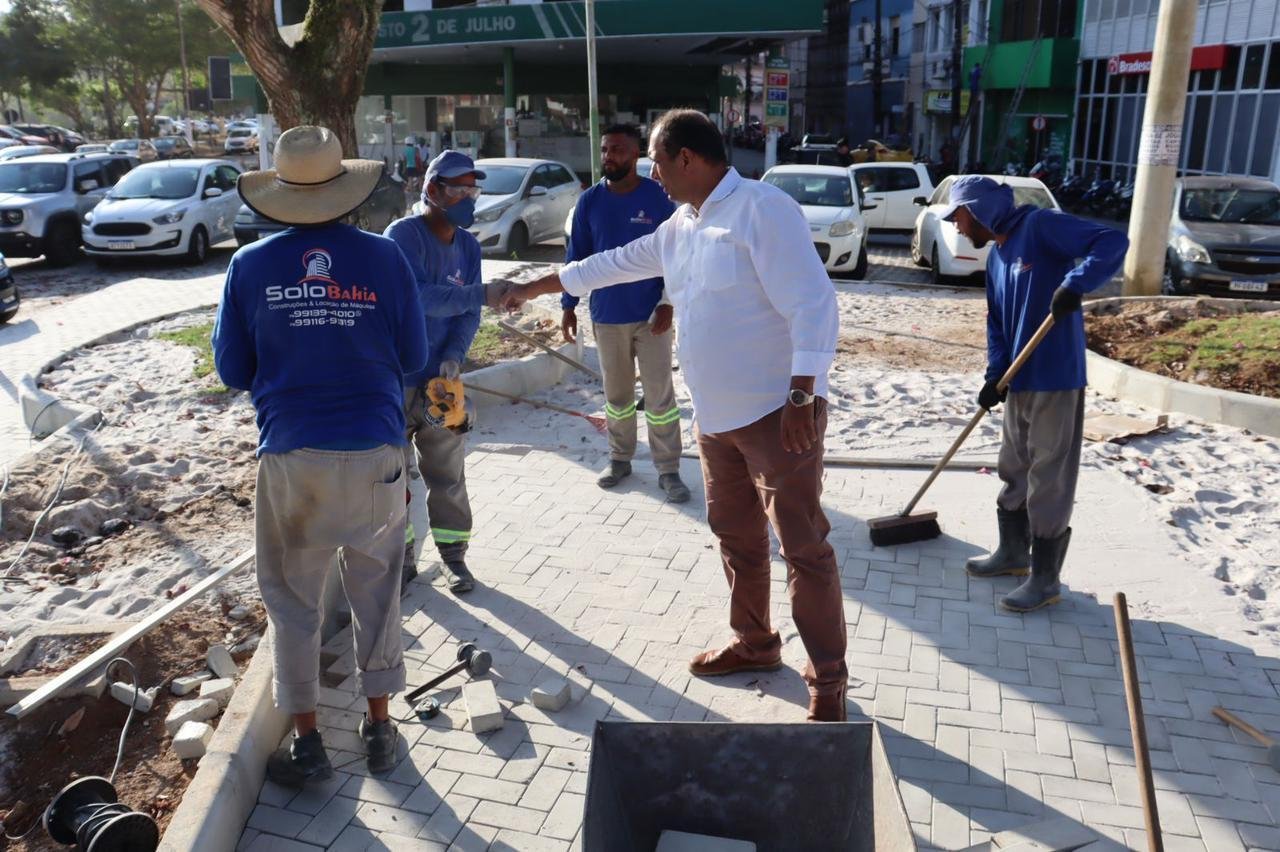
[
  {"xmin": 404, "ymin": 387, "xmax": 472, "ymax": 559},
  {"xmin": 593, "ymin": 320, "xmax": 682, "ymax": 474},
  {"xmin": 255, "ymin": 445, "xmax": 407, "ymax": 713},
  {"xmin": 996, "ymin": 388, "xmax": 1086, "ymax": 539}
]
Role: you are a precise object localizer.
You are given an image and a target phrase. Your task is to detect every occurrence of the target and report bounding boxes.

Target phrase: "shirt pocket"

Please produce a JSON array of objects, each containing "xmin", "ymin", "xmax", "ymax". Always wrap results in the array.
[{"xmin": 696, "ymin": 231, "xmax": 750, "ymax": 292}]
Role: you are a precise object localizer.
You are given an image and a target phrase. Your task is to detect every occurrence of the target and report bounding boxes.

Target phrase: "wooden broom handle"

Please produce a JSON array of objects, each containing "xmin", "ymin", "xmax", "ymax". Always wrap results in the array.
[
  {"xmin": 899, "ymin": 314, "xmax": 1056, "ymax": 517},
  {"xmin": 1213, "ymin": 706, "xmax": 1277, "ymax": 747}
]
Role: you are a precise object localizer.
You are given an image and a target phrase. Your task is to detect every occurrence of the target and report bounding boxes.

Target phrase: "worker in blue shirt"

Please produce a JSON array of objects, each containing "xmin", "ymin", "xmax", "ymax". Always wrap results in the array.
[
  {"xmin": 562, "ymin": 124, "xmax": 690, "ymax": 502},
  {"xmin": 212, "ymin": 127, "xmax": 429, "ymax": 786},
  {"xmin": 385, "ymin": 150, "xmax": 505, "ymax": 594},
  {"xmin": 942, "ymin": 175, "xmax": 1128, "ymax": 613}
]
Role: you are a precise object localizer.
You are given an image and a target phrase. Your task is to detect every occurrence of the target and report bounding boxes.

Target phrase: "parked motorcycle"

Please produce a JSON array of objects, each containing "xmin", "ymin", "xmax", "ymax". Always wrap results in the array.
[
  {"xmin": 1056, "ymin": 171, "xmax": 1089, "ymax": 212},
  {"xmin": 1082, "ymin": 176, "xmax": 1118, "ymax": 216}
]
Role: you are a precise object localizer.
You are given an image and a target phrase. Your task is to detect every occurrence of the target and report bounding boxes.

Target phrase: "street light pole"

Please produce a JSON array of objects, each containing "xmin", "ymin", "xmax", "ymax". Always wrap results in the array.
[
  {"xmin": 176, "ymin": 0, "xmax": 192, "ymax": 144},
  {"xmin": 585, "ymin": 0, "xmax": 601, "ymax": 183},
  {"xmin": 1122, "ymin": 0, "xmax": 1196, "ymax": 296}
]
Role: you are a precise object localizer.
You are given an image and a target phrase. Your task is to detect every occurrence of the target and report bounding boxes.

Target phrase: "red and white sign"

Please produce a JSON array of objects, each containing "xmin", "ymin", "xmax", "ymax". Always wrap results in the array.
[
  {"xmin": 1107, "ymin": 44, "xmax": 1228, "ymax": 76},
  {"xmin": 728, "ymin": 109, "xmax": 740, "ymax": 123},
  {"xmin": 1032, "ymin": 115, "xmax": 1046, "ymax": 132}
]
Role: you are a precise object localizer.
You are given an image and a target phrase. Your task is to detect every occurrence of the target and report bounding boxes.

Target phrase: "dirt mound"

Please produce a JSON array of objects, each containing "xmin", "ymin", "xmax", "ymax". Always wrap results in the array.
[{"xmin": 1087, "ymin": 299, "xmax": 1280, "ymax": 399}]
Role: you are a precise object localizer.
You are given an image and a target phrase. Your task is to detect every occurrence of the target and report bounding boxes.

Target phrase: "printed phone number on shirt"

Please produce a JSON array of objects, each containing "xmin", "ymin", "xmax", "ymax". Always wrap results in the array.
[{"xmin": 282, "ymin": 305, "xmax": 371, "ymax": 328}]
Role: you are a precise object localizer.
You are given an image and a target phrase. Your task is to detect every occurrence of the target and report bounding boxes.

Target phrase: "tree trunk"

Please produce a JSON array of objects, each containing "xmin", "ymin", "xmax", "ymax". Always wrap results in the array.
[
  {"xmin": 195, "ymin": 0, "xmax": 384, "ymax": 157},
  {"xmin": 100, "ymin": 68, "xmax": 118, "ymax": 138}
]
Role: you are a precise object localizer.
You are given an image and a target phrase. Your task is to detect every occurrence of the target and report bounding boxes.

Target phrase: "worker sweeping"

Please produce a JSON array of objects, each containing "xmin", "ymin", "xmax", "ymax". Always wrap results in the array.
[
  {"xmin": 385, "ymin": 151, "xmax": 508, "ymax": 594},
  {"xmin": 944, "ymin": 175, "xmax": 1127, "ymax": 612}
]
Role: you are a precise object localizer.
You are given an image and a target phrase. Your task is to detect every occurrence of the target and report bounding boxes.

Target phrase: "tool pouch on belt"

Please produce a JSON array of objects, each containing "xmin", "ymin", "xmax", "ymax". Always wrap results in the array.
[{"xmin": 423, "ymin": 377, "xmax": 472, "ymax": 433}]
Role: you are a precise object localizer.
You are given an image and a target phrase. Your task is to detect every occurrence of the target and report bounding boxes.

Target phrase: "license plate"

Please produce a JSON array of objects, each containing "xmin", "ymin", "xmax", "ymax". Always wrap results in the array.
[
  {"xmin": 107, "ymin": 240, "xmax": 134, "ymax": 251},
  {"xmin": 1229, "ymin": 280, "xmax": 1268, "ymax": 293}
]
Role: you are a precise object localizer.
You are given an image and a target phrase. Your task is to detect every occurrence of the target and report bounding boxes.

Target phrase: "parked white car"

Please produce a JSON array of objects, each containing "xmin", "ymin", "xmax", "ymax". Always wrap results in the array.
[
  {"xmin": 467, "ymin": 158, "xmax": 581, "ymax": 256},
  {"xmin": 224, "ymin": 127, "xmax": 259, "ymax": 154},
  {"xmin": 82, "ymin": 159, "xmax": 243, "ymax": 264},
  {"xmin": 911, "ymin": 174, "xmax": 1060, "ymax": 285},
  {"xmin": 851, "ymin": 162, "xmax": 935, "ymax": 233},
  {"xmin": 762, "ymin": 164, "xmax": 873, "ymax": 278}
]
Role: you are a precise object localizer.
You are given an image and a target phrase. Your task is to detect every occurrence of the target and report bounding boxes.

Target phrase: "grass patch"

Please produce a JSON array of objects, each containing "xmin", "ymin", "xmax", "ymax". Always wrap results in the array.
[
  {"xmin": 157, "ymin": 322, "xmax": 229, "ymax": 394},
  {"xmin": 466, "ymin": 322, "xmax": 504, "ymax": 365}
]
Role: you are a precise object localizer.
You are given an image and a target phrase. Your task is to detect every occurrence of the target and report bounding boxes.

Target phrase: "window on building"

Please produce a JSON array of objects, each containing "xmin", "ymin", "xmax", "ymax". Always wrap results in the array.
[
  {"xmin": 1185, "ymin": 95, "xmax": 1212, "ymax": 171},
  {"xmin": 1100, "ymin": 0, "xmax": 1115, "ymax": 21},
  {"xmin": 1267, "ymin": 43, "xmax": 1280, "ymax": 90},
  {"xmin": 1205, "ymin": 96, "xmax": 1233, "ymax": 171},
  {"xmin": 1094, "ymin": 60, "xmax": 1108, "ymax": 93},
  {"xmin": 1086, "ymin": 0, "xmax": 1098, "ymax": 22},
  {"xmin": 1254, "ymin": 94, "xmax": 1280, "ymax": 175},
  {"xmin": 1116, "ymin": 0, "xmax": 1129, "ymax": 18},
  {"xmin": 1243, "ymin": 44, "xmax": 1266, "ymax": 90},
  {"xmin": 1230, "ymin": 94, "xmax": 1257, "ymax": 173},
  {"xmin": 1074, "ymin": 96, "xmax": 1090, "ymax": 163},
  {"xmin": 1220, "ymin": 46, "xmax": 1241, "ymax": 91},
  {"xmin": 891, "ymin": 16, "xmax": 901, "ymax": 56},
  {"xmin": 1131, "ymin": 0, "xmax": 1148, "ymax": 16}
]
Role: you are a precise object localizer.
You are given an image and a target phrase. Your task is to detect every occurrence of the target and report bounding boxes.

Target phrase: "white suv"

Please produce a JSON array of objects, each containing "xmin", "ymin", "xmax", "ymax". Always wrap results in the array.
[{"xmin": 0, "ymin": 152, "xmax": 136, "ymax": 266}]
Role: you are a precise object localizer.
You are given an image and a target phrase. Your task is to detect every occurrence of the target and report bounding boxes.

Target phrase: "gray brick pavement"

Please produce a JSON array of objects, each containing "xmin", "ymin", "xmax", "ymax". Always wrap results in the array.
[{"xmin": 238, "ymin": 442, "xmax": 1280, "ymax": 851}]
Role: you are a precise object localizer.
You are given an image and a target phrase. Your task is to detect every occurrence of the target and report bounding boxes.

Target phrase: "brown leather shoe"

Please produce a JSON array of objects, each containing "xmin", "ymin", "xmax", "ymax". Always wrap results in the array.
[
  {"xmin": 688, "ymin": 645, "xmax": 783, "ymax": 678},
  {"xmin": 807, "ymin": 691, "xmax": 848, "ymax": 722}
]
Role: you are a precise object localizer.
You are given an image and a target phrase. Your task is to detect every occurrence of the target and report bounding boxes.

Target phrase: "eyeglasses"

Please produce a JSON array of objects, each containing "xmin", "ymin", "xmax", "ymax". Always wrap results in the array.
[{"xmin": 435, "ymin": 182, "xmax": 482, "ymax": 200}]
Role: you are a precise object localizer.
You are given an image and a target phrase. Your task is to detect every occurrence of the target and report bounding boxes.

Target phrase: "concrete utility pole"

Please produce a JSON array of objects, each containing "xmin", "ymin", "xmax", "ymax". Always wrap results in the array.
[
  {"xmin": 872, "ymin": 0, "xmax": 883, "ymax": 137},
  {"xmin": 951, "ymin": 0, "xmax": 963, "ymax": 139},
  {"xmin": 585, "ymin": 0, "xmax": 602, "ymax": 183},
  {"xmin": 1122, "ymin": 0, "xmax": 1197, "ymax": 296},
  {"xmin": 503, "ymin": 47, "xmax": 516, "ymax": 157}
]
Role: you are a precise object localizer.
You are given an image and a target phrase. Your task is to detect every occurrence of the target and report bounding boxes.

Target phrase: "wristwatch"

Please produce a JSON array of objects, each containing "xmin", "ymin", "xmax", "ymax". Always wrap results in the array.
[{"xmin": 788, "ymin": 388, "xmax": 816, "ymax": 407}]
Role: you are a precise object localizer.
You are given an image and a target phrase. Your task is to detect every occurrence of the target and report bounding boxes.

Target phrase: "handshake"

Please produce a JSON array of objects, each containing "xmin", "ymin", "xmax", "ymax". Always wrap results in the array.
[{"xmin": 483, "ymin": 279, "xmax": 533, "ymax": 313}]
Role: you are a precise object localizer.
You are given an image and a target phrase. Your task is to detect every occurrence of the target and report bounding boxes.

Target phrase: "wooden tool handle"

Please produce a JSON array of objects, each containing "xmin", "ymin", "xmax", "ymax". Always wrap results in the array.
[
  {"xmin": 497, "ymin": 320, "xmax": 602, "ymax": 380},
  {"xmin": 897, "ymin": 313, "xmax": 1057, "ymax": 517},
  {"xmin": 467, "ymin": 383, "xmax": 591, "ymax": 419},
  {"xmin": 1213, "ymin": 706, "xmax": 1277, "ymax": 747},
  {"xmin": 1115, "ymin": 593, "xmax": 1164, "ymax": 852}
]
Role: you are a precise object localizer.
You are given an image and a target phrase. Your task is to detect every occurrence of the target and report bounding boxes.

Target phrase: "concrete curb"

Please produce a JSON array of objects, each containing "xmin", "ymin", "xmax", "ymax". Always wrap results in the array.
[
  {"xmin": 467, "ymin": 303, "xmax": 587, "ymax": 414},
  {"xmin": 159, "ymin": 631, "xmax": 286, "ymax": 852},
  {"xmin": 1085, "ymin": 296, "xmax": 1280, "ymax": 438}
]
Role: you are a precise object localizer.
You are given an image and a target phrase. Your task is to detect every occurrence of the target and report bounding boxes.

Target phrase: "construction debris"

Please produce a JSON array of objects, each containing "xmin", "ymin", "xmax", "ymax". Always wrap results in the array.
[
  {"xmin": 206, "ymin": 644, "xmax": 236, "ymax": 679},
  {"xmin": 532, "ymin": 678, "xmax": 572, "ymax": 712},
  {"xmin": 58, "ymin": 706, "xmax": 86, "ymax": 736},
  {"xmin": 173, "ymin": 721, "xmax": 214, "ymax": 760},
  {"xmin": 199, "ymin": 677, "xmax": 235, "ymax": 708},
  {"xmin": 171, "ymin": 671, "xmax": 213, "ymax": 696},
  {"xmin": 165, "ymin": 697, "xmax": 219, "ymax": 735},
  {"xmin": 1083, "ymin": 412, "xmax": 1169, "ymax": 443},
  {"xmin": 110, "ymin": 681, "xmax": 158, "ymax": 713},
  {"xmin": 462, "ymin": 680, "xmax": 503, "ymax": 733}
]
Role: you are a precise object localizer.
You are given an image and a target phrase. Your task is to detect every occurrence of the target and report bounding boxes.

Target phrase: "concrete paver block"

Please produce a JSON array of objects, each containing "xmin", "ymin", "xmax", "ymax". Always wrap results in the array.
[
  {"xmin": 207, "ymin": 644, "xmax": 237, "ymax": 679},
  {"xmin": 172, "ymin": 671, "xmax": 213, "ymax": 696},
  {"xmin": 656, "ymin": 830, "xmax": 758, "ymax": 852},
  {"xmin": 532, "ymin": 678, "xmax": 572, "ymax": 712},
  {"xmin": 992, "ymin": 816, "xmax": 1101, "ymax": 849},
  {"xmin": 165, "ymin": 697, "xmax": 220, "ymax": 735},
  {"xmin": 173, "ymin": 721, "xmax": 214, "ymax": 760},
  {"xmin": 463, "ymin": 680, "xmax": 504, "ymax": 733},
  {"xmin": 110, "ymin": 681, "xmax": 158, "ymax": 713},
  {"xmin": 201, "ymin": 677, "xmax": 236, "ymax": 708}
]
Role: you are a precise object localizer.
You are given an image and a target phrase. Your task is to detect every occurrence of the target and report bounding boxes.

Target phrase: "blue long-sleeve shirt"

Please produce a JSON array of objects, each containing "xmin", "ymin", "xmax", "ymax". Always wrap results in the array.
[
  {"xmin": 211, "ymin": 223, "xmax": 428, "ymax": 454},
  {"xmin": 561, "ymin": 178, "xmax": 675, "ymax": 324},
  {"xmin": 384, "ymin": 215, "xmax": 485, "ymax": 387},
  {"xmin": 984, "ymin": 208, "xmax": 1128, "ymax": 391}
]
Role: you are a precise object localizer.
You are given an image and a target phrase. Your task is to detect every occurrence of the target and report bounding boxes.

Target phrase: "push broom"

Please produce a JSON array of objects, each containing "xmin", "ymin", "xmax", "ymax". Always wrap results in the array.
[{"xmin": 867, "ymin": 313, "xmax": 1057, "ymax": 547}]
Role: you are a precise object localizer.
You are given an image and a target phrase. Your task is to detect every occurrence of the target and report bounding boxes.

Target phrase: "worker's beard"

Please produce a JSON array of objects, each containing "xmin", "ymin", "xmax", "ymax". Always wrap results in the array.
[{"xmin": 603, "ymin": 163, "xmax": 632, "ymax": 182}]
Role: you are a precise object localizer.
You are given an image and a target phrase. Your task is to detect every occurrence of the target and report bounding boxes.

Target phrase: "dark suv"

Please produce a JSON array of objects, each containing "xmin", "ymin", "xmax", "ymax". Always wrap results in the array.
[{"xmin": 1164, "ymin": 176, "xmax": 1280, "ymax": 299}]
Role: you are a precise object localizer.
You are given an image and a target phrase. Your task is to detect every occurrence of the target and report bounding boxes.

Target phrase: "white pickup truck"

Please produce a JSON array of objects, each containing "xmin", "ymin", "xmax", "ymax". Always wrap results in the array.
[{"xmin": 850, "ymin": 162, "xmax": 936, "ymax": 233}]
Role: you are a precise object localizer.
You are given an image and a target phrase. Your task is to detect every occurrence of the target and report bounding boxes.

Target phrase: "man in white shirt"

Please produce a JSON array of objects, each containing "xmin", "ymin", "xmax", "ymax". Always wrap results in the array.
[{"xmin": 499, "ymin": 109, "xmax": 848, "ymax": 721}]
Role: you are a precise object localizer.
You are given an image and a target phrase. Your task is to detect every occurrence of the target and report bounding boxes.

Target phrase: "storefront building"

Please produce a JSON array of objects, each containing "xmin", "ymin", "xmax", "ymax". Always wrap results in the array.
[{"xmin": 1073, "ymin": 0, "xmax": 1280, "ymax": 183}]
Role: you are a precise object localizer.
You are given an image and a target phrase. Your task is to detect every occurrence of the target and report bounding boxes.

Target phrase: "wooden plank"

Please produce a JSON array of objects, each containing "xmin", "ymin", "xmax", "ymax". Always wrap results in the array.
[
  {"xmin": 679, "ymin": 451, "xmax": 996, "ymax": 472},
  {"xmin": 6, "ymin": 548, "xmax": 255, "ymax": 719}
]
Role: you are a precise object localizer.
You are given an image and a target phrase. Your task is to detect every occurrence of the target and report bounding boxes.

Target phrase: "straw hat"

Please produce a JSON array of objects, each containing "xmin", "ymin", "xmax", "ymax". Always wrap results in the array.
[{"xmin": 238, "ymin": 126, "xmax": 383, "ymax": 226}]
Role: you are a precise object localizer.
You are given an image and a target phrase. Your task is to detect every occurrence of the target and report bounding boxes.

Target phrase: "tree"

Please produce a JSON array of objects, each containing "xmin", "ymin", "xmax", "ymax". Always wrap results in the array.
[
  {"xmin": 194, "ymin": 0, "xmax": 384, "ymax": 155},
  {"xmin": 0, "ymin": 0, "xmax": 72, "ymax": 116}
]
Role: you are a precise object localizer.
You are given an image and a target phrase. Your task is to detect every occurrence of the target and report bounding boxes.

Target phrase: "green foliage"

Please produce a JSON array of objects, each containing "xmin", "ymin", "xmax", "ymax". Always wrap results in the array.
[{"xmin": 157, "ymin": 322, "xmax": 228, "ymax": 394}]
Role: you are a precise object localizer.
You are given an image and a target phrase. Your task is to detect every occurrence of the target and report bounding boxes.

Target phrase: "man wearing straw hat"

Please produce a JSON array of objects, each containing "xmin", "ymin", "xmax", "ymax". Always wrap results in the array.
[{"xmin": 212, "ymin": 126, "xmax": 436, "ymax": 785}]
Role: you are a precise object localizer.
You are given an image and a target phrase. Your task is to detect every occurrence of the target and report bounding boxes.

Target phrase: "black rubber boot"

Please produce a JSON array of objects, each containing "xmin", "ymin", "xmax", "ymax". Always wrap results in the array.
[
  {"xmin": 358, "ymin": 715, "xmax": 399, "ymax": 775},
  {"xmin": 438, "ymin": 544, "xmax": 475, "ymax": 594},
  {"xmin": 1001, "ymin": 528, "xmax": 1070, "ymax": 613},
  {"xmin": 966, "ymin": 504, "xmax": 1031, "ymax": 579},
  {"xmin": 266, "ymin": 729, "xmax": 333, "ymax": 788},
  {"xmin": 597, "ymin": 460, "xmax": 632, "ymax": 489},
  {"xmin": 658, "ymin": 473, "xmax": 691, "ymax": 504}
]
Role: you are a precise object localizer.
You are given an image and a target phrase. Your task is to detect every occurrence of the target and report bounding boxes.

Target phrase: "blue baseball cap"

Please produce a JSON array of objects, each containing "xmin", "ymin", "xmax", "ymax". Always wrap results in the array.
[
  {"xmin": 425, "ymin": 150, "xmax": 485, "ymax": 183},
  {"xmin": 939, "ymin": 174, "xmax": 1003, "ymax": 222}
]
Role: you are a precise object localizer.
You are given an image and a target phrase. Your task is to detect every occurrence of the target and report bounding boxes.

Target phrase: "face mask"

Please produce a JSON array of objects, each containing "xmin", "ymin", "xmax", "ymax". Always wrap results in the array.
[{"xmin": 428, "ymin": 191, "xmax": 476, "ymax": 229}]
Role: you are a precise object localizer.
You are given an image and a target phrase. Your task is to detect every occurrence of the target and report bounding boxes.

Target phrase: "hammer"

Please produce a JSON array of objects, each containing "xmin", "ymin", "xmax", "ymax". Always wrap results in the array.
[
  {"xmin": 1213, "ymin": 706, "xmax": 1280, "ymax": 772},
  {"xmin": 404, "ymin": 643, "xmax": 492, "ymax": 718}
]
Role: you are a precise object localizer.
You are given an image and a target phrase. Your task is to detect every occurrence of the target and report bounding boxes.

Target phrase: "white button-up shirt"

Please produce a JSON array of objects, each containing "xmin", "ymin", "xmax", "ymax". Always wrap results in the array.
[{"xmin": 560, "ymin": 168, "xmax": 838, "ymax": 435}]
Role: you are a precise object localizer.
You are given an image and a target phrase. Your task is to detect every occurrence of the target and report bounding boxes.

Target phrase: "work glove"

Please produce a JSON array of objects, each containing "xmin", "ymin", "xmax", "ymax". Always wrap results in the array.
[
  {"xmin": 1050, "ymin": 285, "xmax": 1083, "ymax": 322},
  {"xmin": 978, "ymin": 380, "xmax": 1007, "ymax": 411},
  {"xmin": 439, "ymin": 360, "xmax": 461, "ymax": 381}
]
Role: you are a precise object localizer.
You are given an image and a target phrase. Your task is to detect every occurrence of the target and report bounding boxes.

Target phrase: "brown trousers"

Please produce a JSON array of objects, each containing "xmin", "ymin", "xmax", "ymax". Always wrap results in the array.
[{"xmin": 697, "ymin": 405, "xmax": 848, "ymax": 696}]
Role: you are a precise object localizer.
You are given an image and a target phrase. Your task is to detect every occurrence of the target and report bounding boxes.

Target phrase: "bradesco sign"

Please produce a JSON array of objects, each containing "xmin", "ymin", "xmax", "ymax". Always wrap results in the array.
[{"xmin": 1107, "ymin": 44, "xmax": 1228, "ymax": 76}]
